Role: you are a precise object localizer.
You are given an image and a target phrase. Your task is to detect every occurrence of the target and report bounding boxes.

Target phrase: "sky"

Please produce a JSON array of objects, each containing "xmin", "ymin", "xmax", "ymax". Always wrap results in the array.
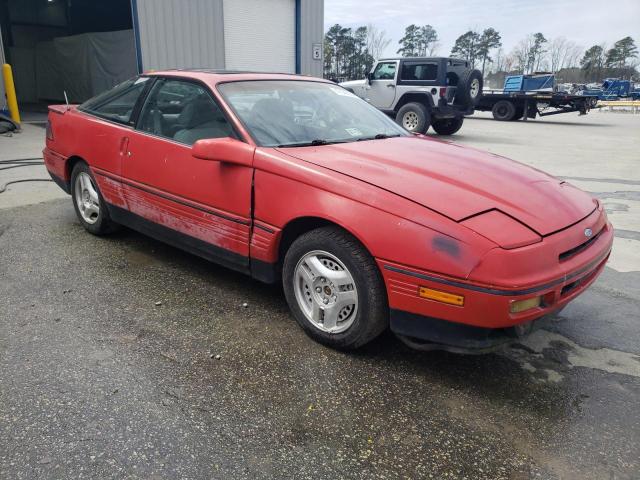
[{"xmin": 324, "ymin": 0, "xmax": 640, "ymax": 58}]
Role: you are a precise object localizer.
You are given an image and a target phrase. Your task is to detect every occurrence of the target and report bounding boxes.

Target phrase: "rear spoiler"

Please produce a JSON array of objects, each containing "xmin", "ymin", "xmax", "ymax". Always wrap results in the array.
[{"xmin": 48, "ymin": 104, "xmax": 77, "ymax": 115}]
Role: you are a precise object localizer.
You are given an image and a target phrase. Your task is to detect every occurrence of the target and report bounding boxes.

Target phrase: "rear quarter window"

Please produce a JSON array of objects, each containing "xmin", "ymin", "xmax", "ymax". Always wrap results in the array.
[
  {"xmin": 400, "ymin": 63, "xmax": 438, "ymax": 81},
  {"xmin": 79, "ymin": 77, "xmax": 152, "ymax": 125}
]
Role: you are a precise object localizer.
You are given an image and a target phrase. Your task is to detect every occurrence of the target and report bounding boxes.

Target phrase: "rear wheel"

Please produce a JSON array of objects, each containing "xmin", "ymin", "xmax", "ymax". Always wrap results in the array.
[
  {"xmin": 282, "ymin": 227, "xmax": 388, "ymax": 350},
  {"xmin": 492, "ymin": 100, "xmax": 516, "ymax": 121},
  {"xmin": 396, "ymin": 102, "xmax": 431, "ymax": 133},
  {"xmin": 432, "ymin": 116, "xmax": 464, "ymax": 135},
  {"xmin": 71, "ymin": 162, "xmax": 118, "ymax": 235}
]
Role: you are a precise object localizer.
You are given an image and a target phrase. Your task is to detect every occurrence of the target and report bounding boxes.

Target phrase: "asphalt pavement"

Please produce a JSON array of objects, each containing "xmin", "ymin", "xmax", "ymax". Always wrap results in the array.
[{"xmin": 1, "ymin": 111, "xmax": 639, "ymax": 479}]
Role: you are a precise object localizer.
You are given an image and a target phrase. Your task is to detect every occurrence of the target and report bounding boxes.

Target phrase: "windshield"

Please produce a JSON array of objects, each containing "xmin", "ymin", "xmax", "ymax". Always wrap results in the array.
[{"xmin": 217, "ymin": 80, "xmax": 408, "ymax": 147}]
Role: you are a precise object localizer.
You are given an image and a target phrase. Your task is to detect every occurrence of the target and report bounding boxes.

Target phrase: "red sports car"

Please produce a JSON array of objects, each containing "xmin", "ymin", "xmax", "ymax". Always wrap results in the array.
[{"xmin": 44, "ymin": 71, "xmax": 613, "ymax": 352}]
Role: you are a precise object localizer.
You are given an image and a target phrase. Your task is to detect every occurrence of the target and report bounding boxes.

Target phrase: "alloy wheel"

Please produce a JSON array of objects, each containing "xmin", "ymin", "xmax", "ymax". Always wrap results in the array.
[
  {"xmin": 293, "ymin": 250, "xmax": 358, "ymax": 333},
  {"xmin": 74, "ymin": 172, "xmax": 100, "ymax": 224}
]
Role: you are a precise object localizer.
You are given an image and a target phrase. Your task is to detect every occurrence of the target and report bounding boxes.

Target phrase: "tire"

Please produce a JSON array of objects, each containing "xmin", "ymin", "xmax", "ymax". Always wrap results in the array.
[
  {"xmin": 0, "ymin": 120, "xmax": 14, "ymax": 134},
  {"xmin": 455, "ymin": 69, "xmax": 483, "ymax": 107},
  {"xmin": 71, "ymin": 162, "xmax": 119, "ymax": 235},
  {"xmin": 431, "ymin": 116, "xmax": 464, "ymax": 135},
  {"xmin": 492, "ymin": 100, "xmax": 516, "ymax": 121},
  {"xmin": 395, "ymin": 102, "xmax": 431, "ymax": 133},
  {"xmin": 282, "ymin": 226, "xmax": 388, "ymax": 350}
]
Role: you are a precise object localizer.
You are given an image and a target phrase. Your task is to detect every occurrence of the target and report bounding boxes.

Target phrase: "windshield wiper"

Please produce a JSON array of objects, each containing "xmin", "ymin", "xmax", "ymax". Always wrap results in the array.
[
  {"xmin": 276, "ymin": 134, "xmax": 400, "ymax": 148},
  {"xmin": 356, "ymin": 133, "xmax": 402, "ymax": 141},
  {"xmin": 277, "ymin": 139, "xmax": 348, "ymax": 148}
]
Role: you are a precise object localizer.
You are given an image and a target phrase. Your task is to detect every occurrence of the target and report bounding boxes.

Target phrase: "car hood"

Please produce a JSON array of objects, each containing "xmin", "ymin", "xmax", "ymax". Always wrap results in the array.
[{"xmin": 277, "ymin": 136, "xmax": 595, "ymax": 236}]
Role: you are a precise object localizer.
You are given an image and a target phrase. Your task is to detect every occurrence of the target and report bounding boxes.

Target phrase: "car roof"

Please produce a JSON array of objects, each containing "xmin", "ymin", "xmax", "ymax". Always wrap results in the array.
[{"xmin": 143, "ymin": 69, "xmax": 331, "ymax": 85}]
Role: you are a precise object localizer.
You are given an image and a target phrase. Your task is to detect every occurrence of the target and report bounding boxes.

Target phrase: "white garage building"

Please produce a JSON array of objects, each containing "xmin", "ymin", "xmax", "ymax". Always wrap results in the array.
[
  {"xmin": 0, "ymin": 0, "xmax": 324, "ymax": 111},
  {"xmin": 133, "ymin": 0, "xmax": 323, "ymax": 76}
]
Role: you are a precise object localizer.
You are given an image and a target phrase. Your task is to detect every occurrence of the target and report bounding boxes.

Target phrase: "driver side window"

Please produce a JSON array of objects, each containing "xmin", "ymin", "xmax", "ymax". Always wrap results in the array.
[
  {"xmin": 137, "ymin": 79, "xmax": 233, "ymax": 145},
  {"xmin": 372, "ymin": 62, "xmax": 397, "ymax": 81}
]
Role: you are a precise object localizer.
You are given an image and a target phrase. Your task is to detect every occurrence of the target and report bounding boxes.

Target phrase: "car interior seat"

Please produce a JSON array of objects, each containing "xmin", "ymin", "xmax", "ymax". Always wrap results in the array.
[
  {"xmin": 139, "ymin": 104, "xmax": 164, "ymax": 136},
  {"xmin": 173, "ymin": 95, "xmax": 232, "ymax": 145}
]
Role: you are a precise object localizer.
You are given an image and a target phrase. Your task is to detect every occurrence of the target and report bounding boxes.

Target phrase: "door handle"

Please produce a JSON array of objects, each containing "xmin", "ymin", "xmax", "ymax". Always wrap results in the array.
[
  {"xmin": 119, "ymin": 137, "xmax": 130, "ymax": 157},
  {"xmin": 387, "ymin": 84, "xmax": 395, "ymax": 88}
]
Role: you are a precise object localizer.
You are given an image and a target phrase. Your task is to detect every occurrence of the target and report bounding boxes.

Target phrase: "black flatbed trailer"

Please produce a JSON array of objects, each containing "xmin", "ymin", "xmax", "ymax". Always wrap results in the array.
[{"xmin": 475, "ymin": 90, "xmax": 592, "ymax": 121}]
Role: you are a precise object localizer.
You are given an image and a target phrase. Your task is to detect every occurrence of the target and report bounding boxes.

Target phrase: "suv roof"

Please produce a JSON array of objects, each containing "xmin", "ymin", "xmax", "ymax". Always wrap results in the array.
[
  {"xmin": 153, "ymin": 68, "xmax": 306, "ymax": 75},
  {"xmin": 378, "ymin": 56, "xmax": 466, "ymax": 62}
]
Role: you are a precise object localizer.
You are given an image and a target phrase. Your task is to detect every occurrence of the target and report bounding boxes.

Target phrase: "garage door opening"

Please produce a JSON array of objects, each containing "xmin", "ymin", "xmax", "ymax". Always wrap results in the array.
[{"xmin": 0, "ymin": 0, "xmax": 137, "ymax": 118}]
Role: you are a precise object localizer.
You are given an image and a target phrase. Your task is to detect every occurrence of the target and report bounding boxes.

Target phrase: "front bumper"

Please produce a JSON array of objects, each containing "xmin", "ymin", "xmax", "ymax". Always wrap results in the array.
[
  {"xmin": 390, "ymin": 309, "xmax": 548, "ymax": 353},
  {"xmin": 387, "ymin": 249, "xmax": 609, "ymax": 352},
  {"xmin": 379, "ymin": 212, "xmax": 613, "ymax": 352}
]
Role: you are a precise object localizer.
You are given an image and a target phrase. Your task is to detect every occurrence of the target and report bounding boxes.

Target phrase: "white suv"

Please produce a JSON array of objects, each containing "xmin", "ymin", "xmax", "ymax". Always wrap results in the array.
[{"xmin": 341, "ymin": 57, "xmax": 483, "ymax": 135}]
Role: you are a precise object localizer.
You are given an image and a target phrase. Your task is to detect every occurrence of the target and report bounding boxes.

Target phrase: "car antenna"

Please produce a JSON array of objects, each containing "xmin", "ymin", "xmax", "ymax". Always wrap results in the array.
[{"xmin": 63, "ymin": 90, "xmax": 70, "ymax": 110}]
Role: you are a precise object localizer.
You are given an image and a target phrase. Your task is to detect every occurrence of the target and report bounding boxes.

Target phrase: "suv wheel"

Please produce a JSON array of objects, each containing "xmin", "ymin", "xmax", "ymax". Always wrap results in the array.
[
  {"xmin": 396, "ymin": 102, "xmax": 431, "ymax": 133},
  {"xmin": 432, "ymin": 116, "xmax": 464, "ymax": 135},
  {"xmin": 492, "ymin": 100, "xmax": 516, "ymax": 121},
  {"xmin": 455, "ymin": 69, "xmax": 484, "ymax": 107},
  {"xmin": 282, "ymin": 226, "xmax": 388, "ymax": 350}
]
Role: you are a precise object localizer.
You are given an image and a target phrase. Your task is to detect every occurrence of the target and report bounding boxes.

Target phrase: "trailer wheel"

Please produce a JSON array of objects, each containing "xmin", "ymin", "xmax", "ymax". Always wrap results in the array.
[
  {"xmin": 492, "ymin": 100, "xmax": 516, "ymax": 121},
  {"xmin": 589, "ymin": 97, "xmax": 598, "ymax": 108}
]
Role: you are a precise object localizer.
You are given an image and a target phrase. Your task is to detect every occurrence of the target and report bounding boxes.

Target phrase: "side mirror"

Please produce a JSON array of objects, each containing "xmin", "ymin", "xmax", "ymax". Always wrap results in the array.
[
  {"xmin": 366, "ymin": 72, "xmax": 373, "ymax": 84},
  {"xmin": 192, "ymin": 137, "xmax": 254, "ymax": 167}
]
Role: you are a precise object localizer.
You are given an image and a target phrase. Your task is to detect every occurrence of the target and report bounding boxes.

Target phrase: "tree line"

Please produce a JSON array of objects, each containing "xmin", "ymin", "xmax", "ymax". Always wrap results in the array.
[
  {"xmin": 324, "ymin": 23, "xmax": 638, "ymax": 85},
  {"xmin": 580, "ymin": 37, "xmax": 638, "ymax": 82},
  {"xmin": 324, "ymin": 24, "xmax": 385, "ymax": 82}
]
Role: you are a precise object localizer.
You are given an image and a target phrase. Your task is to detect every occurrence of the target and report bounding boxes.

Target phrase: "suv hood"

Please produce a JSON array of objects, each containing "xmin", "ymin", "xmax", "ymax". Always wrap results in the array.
[
  {"xmin": 339, "ymin": 79, "xmax": 366, "ymax": 88},
  {"xmin": 277, "ymin": 136, "xmax": 595, "ymax": 236}
]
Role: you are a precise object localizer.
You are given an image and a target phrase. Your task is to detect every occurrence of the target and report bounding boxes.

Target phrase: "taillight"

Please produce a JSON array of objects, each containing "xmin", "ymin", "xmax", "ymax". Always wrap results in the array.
[
  {"xmin": 439, "ymin": 87, "xmax": 447, "ymax": 98},
  {"xmin": 46, "ymin": 120, "xmax": 53, "ymax": 140}
]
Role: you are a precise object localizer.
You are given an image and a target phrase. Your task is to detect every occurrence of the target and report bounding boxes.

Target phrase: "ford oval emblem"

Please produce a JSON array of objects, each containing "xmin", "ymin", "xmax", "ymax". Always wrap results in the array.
[{"xmin": 584, "ymin": 228, "xmax": 593, "ymax": 238}]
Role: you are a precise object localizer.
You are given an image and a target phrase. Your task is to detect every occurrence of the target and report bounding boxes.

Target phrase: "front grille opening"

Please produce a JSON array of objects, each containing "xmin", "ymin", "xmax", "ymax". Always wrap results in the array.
[
  {"xmin": 559, "ymin": 227, "xmax": 602, "ymax": 262},
  {"xmin": 561, "ymin": 264, "xmax": 601, "ymax": 298},
  {"xmin": 561, "ymin": 280, "xmax": 580, "ymax": 297}
]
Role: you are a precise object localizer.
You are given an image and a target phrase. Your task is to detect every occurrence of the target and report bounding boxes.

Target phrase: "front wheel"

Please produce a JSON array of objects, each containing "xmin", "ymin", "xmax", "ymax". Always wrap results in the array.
[
  {"xmin": 282, "ymin": 227, "xmax": 388, "ymax": 350},
  {"xmin": 431, "ymin": 116, "xmax": 464, "ymax": 135},
  {"xmin": 396, "ymin": 102, "xmax": 431, "ymax": 133}
]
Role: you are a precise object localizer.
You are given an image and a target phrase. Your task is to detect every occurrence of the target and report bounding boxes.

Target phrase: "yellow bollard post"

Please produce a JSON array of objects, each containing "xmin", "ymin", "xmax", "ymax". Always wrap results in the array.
[{"xmin": 2, "ymin": 63, "xmax": 20, "ymax": 124}]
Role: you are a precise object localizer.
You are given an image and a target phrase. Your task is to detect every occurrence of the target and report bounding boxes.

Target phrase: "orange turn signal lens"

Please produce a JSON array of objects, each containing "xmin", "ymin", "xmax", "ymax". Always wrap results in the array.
[
  {"xmin": 509, "ymin": 296, "xmax": 541, "ymax": 314},
  {"xmin": 418, "ymin": 286, "xmax": 464, "ymax": 306}
]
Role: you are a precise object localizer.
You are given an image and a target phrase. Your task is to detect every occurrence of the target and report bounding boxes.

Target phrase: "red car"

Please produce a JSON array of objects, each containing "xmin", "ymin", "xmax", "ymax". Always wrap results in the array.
[{"xmin": 44, "ymin": 71, "xmax": 613, "ymax": 352}]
